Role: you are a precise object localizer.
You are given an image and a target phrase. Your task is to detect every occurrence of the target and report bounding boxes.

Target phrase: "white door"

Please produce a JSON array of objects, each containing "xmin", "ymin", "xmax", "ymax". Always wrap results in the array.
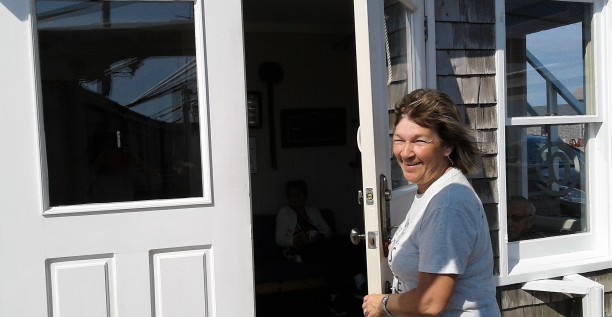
[
  {"xmin": 0, "ymin": 1, "xmax": 254, "ymax": 316},
  {"xmin": 353, "ymin": 0, "xmax": 429, "ymax": 294}
]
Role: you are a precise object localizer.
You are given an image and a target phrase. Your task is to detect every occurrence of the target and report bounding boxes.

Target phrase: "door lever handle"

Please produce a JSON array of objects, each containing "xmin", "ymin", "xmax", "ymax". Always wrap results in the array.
[{"xmin": 350, "ymin": 228, "xmax": 365, "ymax": 245}]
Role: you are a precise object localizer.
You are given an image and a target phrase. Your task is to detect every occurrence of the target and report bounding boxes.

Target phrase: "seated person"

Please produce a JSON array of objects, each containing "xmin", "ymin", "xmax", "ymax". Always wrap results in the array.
[
  {"xmin": 275, "ymin": 180, "xmax": 366, "ymax": 316},
  {"xmin": 507, "ymin": 196, "xmax": 546, "ymax": 241},
  {"xmin": 275, "ymin": 180, "xmax": 332, "ymax": 258}
]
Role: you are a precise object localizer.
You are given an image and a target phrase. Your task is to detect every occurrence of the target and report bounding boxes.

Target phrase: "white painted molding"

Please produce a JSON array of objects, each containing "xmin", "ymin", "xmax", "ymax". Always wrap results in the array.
[{"xmin": 522, "ymin": 274, "xmax": 603, "ymax": 317}]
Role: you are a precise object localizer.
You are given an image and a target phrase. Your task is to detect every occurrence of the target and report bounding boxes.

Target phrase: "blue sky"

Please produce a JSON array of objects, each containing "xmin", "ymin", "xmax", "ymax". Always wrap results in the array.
[{"xmin": 526, "ymin": 22, "xmax": 584, "ymax": 108}]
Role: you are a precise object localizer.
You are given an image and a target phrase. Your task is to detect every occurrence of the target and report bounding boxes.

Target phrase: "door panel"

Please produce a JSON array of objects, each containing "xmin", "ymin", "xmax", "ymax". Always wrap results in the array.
[
  {"xmin": 0, "ymin": 0, "xmax": 254, "ymax": 316},
  {"xmin": 47, "ymin": 256, "xmax": 117, "ymax": 317},
  {"xmin": 354, "ymin": 0, "xmax": 426, "ymax": 293}
]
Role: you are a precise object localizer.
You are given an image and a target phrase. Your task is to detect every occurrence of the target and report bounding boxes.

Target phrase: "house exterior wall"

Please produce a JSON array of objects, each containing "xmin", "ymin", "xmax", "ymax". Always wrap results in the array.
[
  {"xmin": 434, "ymin": 0, "xmax": 500, "ymax": 272},
  {"xmin": 434, "ymin": 0, "xmax": 611, "ymax": 316}
]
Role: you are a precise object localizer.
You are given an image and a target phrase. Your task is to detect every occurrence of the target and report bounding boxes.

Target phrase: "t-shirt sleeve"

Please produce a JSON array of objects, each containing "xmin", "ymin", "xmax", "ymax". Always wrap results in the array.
[{"xmin": 417, "ymin": 206, "xmax": 477, "ymax": 275}]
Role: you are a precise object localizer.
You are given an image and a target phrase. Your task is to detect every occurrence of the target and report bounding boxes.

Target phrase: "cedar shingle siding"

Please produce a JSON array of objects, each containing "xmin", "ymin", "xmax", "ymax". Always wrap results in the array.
[
  {"xmin": 434, "ymin": 0, "xmax": 499, "ymax": 272},
  {"xmin": 434, "ymin": 0, "xmax": 611, "ymax": 316}
]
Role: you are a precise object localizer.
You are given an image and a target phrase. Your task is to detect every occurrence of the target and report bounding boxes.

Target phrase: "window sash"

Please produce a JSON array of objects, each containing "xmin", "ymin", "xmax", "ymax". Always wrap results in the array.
[{"xmin": 496, "ymin": 0, "xmax": 610, "ymax": 285}]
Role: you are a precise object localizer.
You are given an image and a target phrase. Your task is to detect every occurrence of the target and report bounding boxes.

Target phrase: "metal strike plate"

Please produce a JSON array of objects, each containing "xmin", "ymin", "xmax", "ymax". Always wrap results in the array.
[
  {"xmin": 365, "ymin": 188, "xmax": 374, "ymax": 205},
  {"xmin": 367, "ymin": 231, "xmax": 378, "ymax": 249}
]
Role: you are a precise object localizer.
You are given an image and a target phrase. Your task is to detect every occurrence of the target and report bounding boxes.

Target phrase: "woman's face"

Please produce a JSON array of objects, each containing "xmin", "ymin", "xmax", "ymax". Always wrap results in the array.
[{"xmin": 393, "ymin": 117, "xmax": 452, "ymax": 193}]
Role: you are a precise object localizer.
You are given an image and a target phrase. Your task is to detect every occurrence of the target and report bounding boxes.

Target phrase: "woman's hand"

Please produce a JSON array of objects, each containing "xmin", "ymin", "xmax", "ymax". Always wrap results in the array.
[
  {"xmin": 363, "ymin": 273, "xmax": 457, "ymax": 316},
  {"xmin": 362, "ymin": 294, "xmax": 385, "ymax": 317}
]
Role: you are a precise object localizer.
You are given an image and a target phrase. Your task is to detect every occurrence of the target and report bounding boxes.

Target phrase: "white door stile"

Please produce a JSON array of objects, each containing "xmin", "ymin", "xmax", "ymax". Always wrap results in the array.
[
  {"xmin": 354, "ymin": 0, "xmax": 394, "ymax": 294},
  {"xmin": 354, "ymin": 0, "xmax": 427, "ymax": 294}
]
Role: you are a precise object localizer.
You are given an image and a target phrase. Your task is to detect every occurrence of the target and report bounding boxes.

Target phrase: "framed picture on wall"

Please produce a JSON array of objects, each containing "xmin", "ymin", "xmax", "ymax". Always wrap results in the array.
[{"xmin": 280, "ymin": 108, "xmax": 346, "ymax": 148}]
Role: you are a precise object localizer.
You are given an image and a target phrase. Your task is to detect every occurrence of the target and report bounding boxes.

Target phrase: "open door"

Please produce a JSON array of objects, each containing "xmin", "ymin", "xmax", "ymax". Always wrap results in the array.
[
  {"xmin": 353, "ymin": 0, "xmax": 428, "ymax": 294},
  {"xmin": 0, "ymin": 1, "xmax": 254, "ymax": 316}
]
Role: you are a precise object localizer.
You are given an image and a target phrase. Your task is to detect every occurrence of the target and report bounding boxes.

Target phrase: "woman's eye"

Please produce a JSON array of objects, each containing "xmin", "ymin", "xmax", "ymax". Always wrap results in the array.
[{"xmin": 393, "ymin": 139, "xmax": 404, "ymax": 145}]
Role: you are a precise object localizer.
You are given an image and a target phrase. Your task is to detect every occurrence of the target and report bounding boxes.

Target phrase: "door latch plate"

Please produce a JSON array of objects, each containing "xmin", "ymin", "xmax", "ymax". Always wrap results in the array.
[{"xmin": 367, "ymin": 231, "xmax": 377, "ymax": 249}]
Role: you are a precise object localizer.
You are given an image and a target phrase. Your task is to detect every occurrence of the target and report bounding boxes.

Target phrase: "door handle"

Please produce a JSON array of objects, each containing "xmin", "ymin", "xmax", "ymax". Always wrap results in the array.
[
  {"xmin": 350, "ymin": 228, "xmax": 379, "ymax": 249},
  {"xmin": 350, "ymin": 228, "xmax": 365, "ymax": 245},
  {"xmin": 379, "ymin": 174, "xmax": 392, "ymax": 257}
]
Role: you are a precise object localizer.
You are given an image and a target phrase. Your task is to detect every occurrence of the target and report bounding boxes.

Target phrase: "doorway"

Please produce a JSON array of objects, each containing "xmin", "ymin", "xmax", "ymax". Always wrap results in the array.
[{"xmin": 242, "ymin": 1, "xmax": 365, "ymax": 316}]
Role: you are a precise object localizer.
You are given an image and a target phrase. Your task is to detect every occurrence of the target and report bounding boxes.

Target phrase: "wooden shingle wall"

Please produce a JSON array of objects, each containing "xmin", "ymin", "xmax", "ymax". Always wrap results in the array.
[{"xmin": 434, "ymin": 0, "xmax": 499, "ymax": 271}]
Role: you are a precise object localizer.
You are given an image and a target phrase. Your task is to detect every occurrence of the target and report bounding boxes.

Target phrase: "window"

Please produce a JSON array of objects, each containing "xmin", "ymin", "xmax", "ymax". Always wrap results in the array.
[
  {"xmin": 498, "ymin": 0, "xmax": 611, "ymax": 283},
  {"xmin": 36, "ymin": 1, "xmax": 208, "ymax": 210}
]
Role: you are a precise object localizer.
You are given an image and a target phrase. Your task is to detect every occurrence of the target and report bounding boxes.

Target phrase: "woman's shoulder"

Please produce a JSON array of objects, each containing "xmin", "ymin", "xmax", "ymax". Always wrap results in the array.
[
  {"xmin": 427, "ymin": 180, "xmax": 482, "ymax": 217},
  {"xmin": 431, "ymin": 182, "xmax": 478, "ymax": 204}
]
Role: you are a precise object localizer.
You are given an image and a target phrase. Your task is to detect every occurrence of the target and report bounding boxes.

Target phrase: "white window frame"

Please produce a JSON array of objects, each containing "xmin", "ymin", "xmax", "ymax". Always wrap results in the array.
[{"xmin": 495, "ymin": 0, "xmax": 612, "ymax": 286}]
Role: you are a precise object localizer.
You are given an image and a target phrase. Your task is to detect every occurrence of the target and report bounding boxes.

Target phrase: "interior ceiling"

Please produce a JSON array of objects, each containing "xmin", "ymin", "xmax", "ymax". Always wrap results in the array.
[{"xmin": 242, "ymin": 0, "xmax": 354, "ymax": 27}]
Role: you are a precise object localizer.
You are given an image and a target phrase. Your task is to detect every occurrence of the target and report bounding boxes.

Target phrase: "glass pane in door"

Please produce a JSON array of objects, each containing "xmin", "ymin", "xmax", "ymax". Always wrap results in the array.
[
  {"xmin": 384, "ymin": 0, "xmax": 416, "ymax": 189},
  {"xmin": 36, "ymin": 1, "xmax": 203, "ymax": 206}
]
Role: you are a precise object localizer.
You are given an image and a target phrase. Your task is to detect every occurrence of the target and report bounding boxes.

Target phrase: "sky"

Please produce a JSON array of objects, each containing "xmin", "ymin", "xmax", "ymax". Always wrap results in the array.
[{"xmin": 525, "ymin": 22, "xmax": 584, "ymax": 109}]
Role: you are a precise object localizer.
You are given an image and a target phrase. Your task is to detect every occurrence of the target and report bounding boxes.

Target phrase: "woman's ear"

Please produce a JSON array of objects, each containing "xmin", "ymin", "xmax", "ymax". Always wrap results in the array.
[{"xmin": 443, "ymin": 144, "xmax": 453, "ymax": 157}]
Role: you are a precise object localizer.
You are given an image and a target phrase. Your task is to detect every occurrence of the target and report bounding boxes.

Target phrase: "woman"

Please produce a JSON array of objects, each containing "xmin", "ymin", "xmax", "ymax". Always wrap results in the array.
[{"xmin": 362, "ymin": 89, "xmax": 500, "ymax": 316}]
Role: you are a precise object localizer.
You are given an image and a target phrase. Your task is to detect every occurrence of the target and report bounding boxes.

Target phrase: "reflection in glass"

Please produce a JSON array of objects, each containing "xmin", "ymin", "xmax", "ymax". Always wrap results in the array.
[
  {"xmin": 36, "ymin": 1, "xmax": 203, "ymax": 206},
  {"xmin": 505, "ymin": 125, "xmax": 587, "ymax": 241},
  {"xmin": 385, "ymin": 1, "xmax": 414, "ymax": 189},
  {"xmin": 506, "ymin": 1, "xmax": 593, "ymax": 117}
]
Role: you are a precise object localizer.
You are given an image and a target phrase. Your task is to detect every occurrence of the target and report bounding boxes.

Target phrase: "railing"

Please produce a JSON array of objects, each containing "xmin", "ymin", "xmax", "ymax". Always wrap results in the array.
[{"xmin": 526, "ymin": 50, "xmax": 585, "ymax": 116}]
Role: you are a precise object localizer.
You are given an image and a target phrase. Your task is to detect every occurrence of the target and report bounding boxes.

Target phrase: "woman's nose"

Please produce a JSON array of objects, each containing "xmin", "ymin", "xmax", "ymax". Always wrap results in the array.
[{"xmin": 400, "ymin": 142, "xmax": 414, "ymax": 156}]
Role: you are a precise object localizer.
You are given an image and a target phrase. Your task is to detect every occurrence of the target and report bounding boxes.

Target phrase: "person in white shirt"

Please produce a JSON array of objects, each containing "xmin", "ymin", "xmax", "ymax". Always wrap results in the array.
[
  {"xmin": 275, "ymin": 180, "xmax": 332, "ymax": 252},
  {"xmin": 276, "ymin": 180, "xmax": 366, "ymax": 316}
]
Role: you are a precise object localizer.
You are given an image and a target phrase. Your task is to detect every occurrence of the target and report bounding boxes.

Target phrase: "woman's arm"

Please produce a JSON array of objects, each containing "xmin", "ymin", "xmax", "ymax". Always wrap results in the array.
[{"xmin": 363, "ymin": 272, "xmax": 457, "ymax": 317}]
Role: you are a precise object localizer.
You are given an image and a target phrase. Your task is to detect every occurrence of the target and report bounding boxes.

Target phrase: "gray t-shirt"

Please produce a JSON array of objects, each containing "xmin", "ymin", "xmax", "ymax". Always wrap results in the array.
[{"xmin": 388, "ymin": 168, "xmax": 500, "ymax": 317}]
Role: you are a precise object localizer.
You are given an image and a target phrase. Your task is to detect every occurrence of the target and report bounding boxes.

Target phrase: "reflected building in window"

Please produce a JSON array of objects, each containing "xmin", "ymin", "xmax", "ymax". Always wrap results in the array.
[
  {"xmin": 36, "ymin": 1, "xmax": 203, "ymax": 206},
  {"xmin": 505, "ymin": 0, "xmax": 592, "ymax": 240}
]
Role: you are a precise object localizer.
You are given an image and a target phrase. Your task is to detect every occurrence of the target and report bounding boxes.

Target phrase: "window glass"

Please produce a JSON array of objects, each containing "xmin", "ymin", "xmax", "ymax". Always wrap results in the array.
[
  {"xmin": 384, "ymin": 0, "xmax": 414, "ymax": 189},
  {"xmin": 506, "ymin": 1, "xmax": 592, "ymax": 117},
  {"xmin": 505, "ymin": 124, "xmax": 587, "ymax": 241},
  {"xmin": 36, "ymin": 1, "xmax": 202, "ymax": 206}
]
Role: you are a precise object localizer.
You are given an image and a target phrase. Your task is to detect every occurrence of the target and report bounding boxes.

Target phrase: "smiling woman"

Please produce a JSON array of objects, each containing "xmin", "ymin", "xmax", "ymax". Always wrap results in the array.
[
  {"xmin": 392, "ymin": 118, "xmax": 451, "ymax": 194},
  {"xmin": 362, "ymin": 89, "xmax": 500, "ymax": 317}
]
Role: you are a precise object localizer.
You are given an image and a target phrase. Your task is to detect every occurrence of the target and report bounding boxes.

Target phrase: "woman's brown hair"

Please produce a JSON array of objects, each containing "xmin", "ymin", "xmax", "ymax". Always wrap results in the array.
[{"xmin": 394, "ymin": 89, "xmax": 480, "ymax": 175}]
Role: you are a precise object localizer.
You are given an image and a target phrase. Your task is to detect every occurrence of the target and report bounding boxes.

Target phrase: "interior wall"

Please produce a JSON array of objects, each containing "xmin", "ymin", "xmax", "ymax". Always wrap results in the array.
[{"xmin": 244, "ymin": 31, "xmax": 364, "ymax": 233}]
